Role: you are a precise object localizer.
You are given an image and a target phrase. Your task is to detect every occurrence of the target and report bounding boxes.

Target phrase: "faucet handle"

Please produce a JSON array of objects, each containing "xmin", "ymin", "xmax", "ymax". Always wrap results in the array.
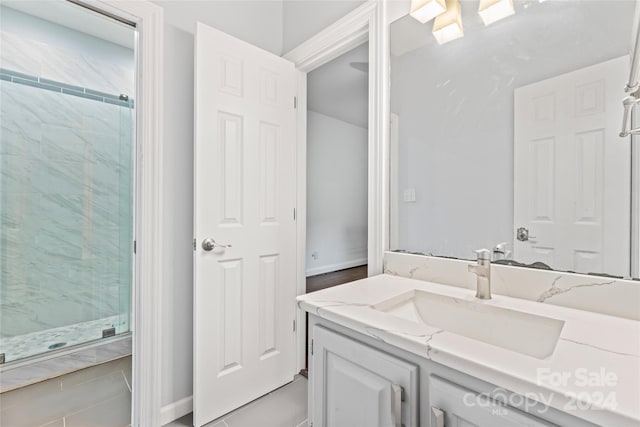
[{"xmin": 474, "ymin": 249, "xmax": 491, "ymax": 261}]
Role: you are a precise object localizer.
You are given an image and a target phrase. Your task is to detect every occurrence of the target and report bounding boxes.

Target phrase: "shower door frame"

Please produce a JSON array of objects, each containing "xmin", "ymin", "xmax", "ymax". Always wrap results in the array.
[{"xmin": 81, "ymin": 1, "xmax": 164, "ymax": 426}]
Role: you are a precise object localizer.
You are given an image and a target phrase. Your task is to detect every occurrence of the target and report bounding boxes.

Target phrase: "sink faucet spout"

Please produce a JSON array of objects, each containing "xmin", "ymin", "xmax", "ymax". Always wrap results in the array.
[{"xmin": 468, "ymin": 249, "xmax": 492, "ymax": 300}]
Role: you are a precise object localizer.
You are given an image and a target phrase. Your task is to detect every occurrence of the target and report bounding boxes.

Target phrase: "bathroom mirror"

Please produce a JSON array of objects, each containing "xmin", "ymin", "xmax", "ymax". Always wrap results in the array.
[{"xmin": 389, "ymin": 0, "xmax": 640, "ymax": 279}]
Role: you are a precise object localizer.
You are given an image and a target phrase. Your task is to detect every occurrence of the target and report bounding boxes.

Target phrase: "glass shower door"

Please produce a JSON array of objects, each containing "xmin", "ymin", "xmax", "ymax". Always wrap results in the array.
[{"xmin": 0, "ymin": 70, "xmax": 135, "ymax": 363}]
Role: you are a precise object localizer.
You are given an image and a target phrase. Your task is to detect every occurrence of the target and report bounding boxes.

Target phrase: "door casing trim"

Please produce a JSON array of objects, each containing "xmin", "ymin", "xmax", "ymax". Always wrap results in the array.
[
  {"xmin": 87, "ymin": 1, "xmax": 165, "ymax": 425},
  {"xmin": 283, "ymin": 0, "xmax": 389, "ymax": 372}
]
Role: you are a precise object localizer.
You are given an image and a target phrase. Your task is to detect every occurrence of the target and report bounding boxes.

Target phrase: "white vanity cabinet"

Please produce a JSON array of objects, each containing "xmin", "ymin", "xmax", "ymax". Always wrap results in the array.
[
  {"xmin": 310, "ymin": 325, "xmax": 419, "ymax": 427},
  {"xmin": 308, "ymin": 316, "xmax": 598, "ymax": 427},
  {"xmin": 428, "ymin": 375, "xmax": 556, "ymax": 427}
]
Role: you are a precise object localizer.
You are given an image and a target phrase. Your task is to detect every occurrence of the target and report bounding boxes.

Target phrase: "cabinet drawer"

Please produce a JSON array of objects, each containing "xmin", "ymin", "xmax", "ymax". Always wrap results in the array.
[{"xmin": 429, "ymin": 375, "xmax": 557, "ymax": 427}]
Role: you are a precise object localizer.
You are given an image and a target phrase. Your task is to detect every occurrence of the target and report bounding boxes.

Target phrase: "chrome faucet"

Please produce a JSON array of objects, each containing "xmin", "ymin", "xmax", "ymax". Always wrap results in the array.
[
  {"xmin": 468, "ymin": 249, "xmax": 491, "ymax": 300},
  {"xmin": 492, "ymin": 242, "xmax": 511, "ymax": 261}
]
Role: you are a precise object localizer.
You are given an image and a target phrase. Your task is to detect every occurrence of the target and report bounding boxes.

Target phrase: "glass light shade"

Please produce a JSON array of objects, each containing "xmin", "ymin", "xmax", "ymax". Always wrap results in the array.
[
  {"xmin": 432, "ymin": 0, "xmax": 463, "ymax": 45},
  {"xmin": 478, "ymin": 0, "xmax": 516, "ymax": 26},
  {"xmin": 410, "ymin": 0, "xmax": 447, "ymax": 24}
]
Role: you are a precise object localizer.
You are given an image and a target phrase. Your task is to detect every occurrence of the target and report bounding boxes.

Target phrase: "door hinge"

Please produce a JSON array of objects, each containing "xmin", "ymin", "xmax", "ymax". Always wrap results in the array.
[
  {"xmin": 294, "ymin": 96, "xmax": 297, "ymax": 109},
  {"xmin": 293, "ymin": 319, "xmax": 296, "ymax": 332},
  {"xmin": 193, "ymin": 238, "xmax": 197, "ymax": 251},
  {"xmin": 293, "ymin": 208, "xmax": 296, "ymax": 220},
  {"xmin": 133, "ymin": 240, "xmax": 136, "ymax": 254},
  {"xmin": 311, "ymin": 339, "xmax": 314, "ymax": 355}
]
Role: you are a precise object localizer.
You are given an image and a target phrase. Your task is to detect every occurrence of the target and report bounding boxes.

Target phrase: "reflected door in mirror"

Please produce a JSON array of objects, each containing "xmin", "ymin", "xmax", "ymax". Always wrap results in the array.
[{"xmin": 513, "ymin": 56, "xmax": 631, "ymax": 276}]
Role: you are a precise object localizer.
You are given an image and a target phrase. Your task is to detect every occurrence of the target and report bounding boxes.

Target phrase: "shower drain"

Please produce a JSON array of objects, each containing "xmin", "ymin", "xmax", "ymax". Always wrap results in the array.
[{"xmin": 48, "ymin": 342, "xmax": 67, "ymax": 350}]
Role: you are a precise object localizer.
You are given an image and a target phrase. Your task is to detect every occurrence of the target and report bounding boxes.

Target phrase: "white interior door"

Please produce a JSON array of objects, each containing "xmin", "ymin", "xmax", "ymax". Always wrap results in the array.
[
  {"xmin": 194, "ymin": 23, "xmax": 297, "ymax": 427},
  {"xmin": 514, "ymin": 56, "xmax": 631, "ymax": 276}
]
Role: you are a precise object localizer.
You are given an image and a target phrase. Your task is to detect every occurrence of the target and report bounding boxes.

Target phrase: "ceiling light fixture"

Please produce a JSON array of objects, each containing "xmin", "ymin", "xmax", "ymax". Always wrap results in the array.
[
  {"xmin": 478, "ymin": 0, "xmax": 515, "ymax": 26},
  {"xmin": 410, "ymin": 0, "xmax": 447, "ymax": 24},
  {"xmin": 432, "ymin": 0, "xmax": 464, "ymax": 45}
]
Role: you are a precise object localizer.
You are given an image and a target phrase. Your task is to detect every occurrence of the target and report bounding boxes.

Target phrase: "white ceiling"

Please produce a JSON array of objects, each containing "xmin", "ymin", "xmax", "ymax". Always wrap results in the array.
[
  {"xmin": 2, "ymin": 0, "xmax": 135, "ymax": 49},
  {"xmin": 307, "ymin": 42, "xmax": 369, "ymax": 129}
]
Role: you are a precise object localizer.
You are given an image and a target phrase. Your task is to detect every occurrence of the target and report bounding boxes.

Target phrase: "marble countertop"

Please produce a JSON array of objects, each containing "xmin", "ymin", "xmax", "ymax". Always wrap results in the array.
[{"xmin": 297, "ymin": 274, "xmax": 640, "ymax": 427}]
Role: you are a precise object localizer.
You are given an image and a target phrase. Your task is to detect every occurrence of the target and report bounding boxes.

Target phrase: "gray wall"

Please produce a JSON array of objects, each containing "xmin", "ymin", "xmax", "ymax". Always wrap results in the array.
[
  {"xmin": 390, "ymin": 1, "xmax": 634, "ymax": 260},
  {"xmin": 306, "ymin": 111, "xmax": 368, "ymax": 276}
]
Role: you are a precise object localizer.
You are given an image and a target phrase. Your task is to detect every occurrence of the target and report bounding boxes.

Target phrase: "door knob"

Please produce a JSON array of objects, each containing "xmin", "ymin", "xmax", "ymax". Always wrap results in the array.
[
  {"xmin": 516, "ymin": 227, "xmax": 536, "ymax": 242},
  {"xmin": 201, "ymin": 238, "xmax": 232, "ymax": 251}
]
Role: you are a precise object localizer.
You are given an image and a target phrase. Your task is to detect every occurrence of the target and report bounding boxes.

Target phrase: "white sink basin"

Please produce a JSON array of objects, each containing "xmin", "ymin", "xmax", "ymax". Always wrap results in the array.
[{"xmin": 373, "ymin": 290, "xmax": 564, "ymax": 359}]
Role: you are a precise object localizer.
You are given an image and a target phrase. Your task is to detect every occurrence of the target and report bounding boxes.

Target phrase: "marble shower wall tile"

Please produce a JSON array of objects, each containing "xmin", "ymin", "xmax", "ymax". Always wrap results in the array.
[
  {"xmin": 0, "ymin": 113, "xmax": 42, "ymax": 156},
  {"xmin": 384, "ymin": 251, "xmax": 640, "ymax": 321},
  {"xmin": 0, "ymin": 32, "xmax": 43, "ymax": 77},
  {"xmin": 0, "ymin": 30, "xmax": 134, "ymax": 352},
  {"xmin": 0, "ymin": 30, "xmax": 134, "ymax": 96}
]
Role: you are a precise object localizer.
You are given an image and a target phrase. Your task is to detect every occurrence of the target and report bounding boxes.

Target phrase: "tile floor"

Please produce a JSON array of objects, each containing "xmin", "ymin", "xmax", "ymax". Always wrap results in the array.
[
  {"xmin": 0, "ymin": 355, "xmax": 132, "ymax": 427},
  {"xmin": 166, "ymin": 375, "xmax": 308, "ymax": 427},
  {"xmin": 1, "ymin": 336, "xmax": 132, "ymax": 393}
]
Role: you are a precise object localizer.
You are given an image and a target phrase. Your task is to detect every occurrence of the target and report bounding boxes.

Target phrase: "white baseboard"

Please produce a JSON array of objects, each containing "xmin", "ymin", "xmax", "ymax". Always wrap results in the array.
[
  {"xmin": 306, "ymin": 258, "xmax": 367, "ymax": 277},
  {"xmin": 160, "ymin": 395, "xmax": 193, "ymax": 426}
]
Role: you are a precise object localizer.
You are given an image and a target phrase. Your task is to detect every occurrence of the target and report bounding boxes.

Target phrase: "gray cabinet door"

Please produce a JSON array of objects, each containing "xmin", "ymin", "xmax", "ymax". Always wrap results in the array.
[
  {"xmin": 311, "ymin": 325, "xmax": 419, "ymax": 427},
  {"xmin": 429, "ymin": 375, "xmax": 557, "ymax": 427}
]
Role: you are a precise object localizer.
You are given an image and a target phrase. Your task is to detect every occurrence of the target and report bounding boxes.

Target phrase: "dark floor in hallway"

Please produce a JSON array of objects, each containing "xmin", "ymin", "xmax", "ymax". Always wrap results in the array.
[{"xmin": 306, "ymin": 265, "xmax": 368, "ymax": 293}]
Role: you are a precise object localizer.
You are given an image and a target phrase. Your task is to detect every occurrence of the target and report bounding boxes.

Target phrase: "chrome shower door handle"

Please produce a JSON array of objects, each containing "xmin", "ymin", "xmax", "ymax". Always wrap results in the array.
[{"xmin": 201, "ymin": 238, "xmax": 232, "ymax": 251}]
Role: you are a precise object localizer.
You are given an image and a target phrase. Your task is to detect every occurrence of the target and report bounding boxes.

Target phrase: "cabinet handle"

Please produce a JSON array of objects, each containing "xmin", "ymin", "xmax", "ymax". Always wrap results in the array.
[
  {"xmin": 391, "ymin": 384, "xmax": 403, "ymax": 427},
  {"xmin": 431, "ymin": 407, "xmax": 445, "ymax": 427}
]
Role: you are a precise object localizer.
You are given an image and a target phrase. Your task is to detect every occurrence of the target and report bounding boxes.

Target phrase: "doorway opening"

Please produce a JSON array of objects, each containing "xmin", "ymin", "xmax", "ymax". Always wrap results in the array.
[{"xmin": 305, "ymin": 42, "xmax": 370, "ymax": 294}]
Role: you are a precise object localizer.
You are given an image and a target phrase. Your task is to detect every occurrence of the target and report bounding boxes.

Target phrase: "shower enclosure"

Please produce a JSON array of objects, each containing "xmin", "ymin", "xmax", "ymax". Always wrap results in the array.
[{"xmin": 0, "ymin": 4, "xmax": 136, "ymax": 365}]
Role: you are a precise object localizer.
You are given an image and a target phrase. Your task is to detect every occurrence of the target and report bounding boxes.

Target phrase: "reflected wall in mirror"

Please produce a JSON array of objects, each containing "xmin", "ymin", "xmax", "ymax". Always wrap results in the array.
[{"xmin": 390, "ymin": 0, "xmax": 640, "ymax": 279}]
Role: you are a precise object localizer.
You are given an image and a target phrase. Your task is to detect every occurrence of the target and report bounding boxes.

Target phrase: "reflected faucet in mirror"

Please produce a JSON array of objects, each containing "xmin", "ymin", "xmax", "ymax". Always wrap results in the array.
[{"xmin": 492, "ymin": 242, "xmax": 511, "ymax": 261}]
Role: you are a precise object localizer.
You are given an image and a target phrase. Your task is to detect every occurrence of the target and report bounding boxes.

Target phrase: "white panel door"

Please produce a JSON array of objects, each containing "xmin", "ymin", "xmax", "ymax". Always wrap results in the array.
[
  {"xmin": 514, "ymin": 56, "xmax": 631, "ymax": 276},
  {"xmin": 194, "ymin": 23, "xmax": 297, "ymax": 427}
]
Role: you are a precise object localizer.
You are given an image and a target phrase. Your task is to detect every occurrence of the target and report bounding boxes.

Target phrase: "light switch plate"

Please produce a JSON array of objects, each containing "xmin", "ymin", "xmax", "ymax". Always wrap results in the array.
[{"xmin": 403, "ymin": 189, "xmax": 416, "ymax": 203}]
